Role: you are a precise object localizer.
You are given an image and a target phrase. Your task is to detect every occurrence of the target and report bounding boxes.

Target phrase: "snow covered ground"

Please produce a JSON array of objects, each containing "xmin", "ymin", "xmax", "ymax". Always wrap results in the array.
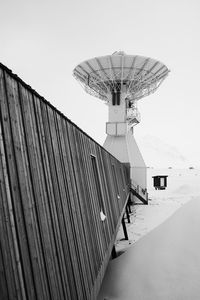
[
  {"xmin": 98, "ymin": 168, "xmax": 200, "ymax": 299},
  {"xmin": 114, "ymin": 168, "xmax": 200, "ymax": 253}
]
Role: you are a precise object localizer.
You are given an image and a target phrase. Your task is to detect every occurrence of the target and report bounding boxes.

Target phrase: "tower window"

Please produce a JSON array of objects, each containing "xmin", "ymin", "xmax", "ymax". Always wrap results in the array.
[{"xmin": 112, "ymin": 92, "xmax": 120, "ymax": 105}]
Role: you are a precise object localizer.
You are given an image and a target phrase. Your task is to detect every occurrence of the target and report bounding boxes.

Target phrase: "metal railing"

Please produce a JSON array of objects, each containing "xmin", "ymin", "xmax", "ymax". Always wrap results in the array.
[
  {"xmin": 126, "ymin": 108, "xmax": 141, "ymax": 124},
  {"xmin": 131, "ymin": 180, "xmax": 148, "ymax": 201}
]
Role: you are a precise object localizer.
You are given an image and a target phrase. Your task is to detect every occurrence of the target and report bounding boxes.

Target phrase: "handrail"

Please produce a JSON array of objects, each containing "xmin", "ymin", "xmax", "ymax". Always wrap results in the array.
[
  {"xmin": 126, "ymin": 108, "xmax": 141, "ymax": 121},
  {"xmin": 131, "ymin": 180, "xmax": 148, "ymax": 201}
]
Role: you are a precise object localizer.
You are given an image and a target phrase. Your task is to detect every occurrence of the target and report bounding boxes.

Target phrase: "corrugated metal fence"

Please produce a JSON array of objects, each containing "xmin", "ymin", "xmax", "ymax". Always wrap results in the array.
[{"xmin": 0, "ymin": 64, "xmax": 130, "ymax": 300}]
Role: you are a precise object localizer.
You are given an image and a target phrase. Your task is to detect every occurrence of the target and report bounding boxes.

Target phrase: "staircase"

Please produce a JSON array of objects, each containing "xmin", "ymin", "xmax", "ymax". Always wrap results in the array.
[{"xmin": 130, "ymin": 181, "xmax": 148, "ymax": 205}]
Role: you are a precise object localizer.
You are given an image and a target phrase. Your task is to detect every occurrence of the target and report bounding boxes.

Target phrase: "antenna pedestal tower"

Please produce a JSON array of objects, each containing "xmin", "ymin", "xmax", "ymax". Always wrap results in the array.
[
  {"xmin": 73, "ymin": 51, "xmax": 169, "ymax": 191},
  {"xmin": 104, "ymin": 89, "xmax": 146, "ymax": 189}
]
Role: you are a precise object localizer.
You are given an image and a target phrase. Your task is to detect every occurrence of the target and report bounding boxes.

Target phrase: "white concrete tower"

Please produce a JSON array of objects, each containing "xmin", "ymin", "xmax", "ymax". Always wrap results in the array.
[
  {"xmin": 103, "ymin": 80, "xmax": 146, "ymax": 190},
  {"xmin": 73, "ymin": 51, "xmax": 169, "ymax": 192}
]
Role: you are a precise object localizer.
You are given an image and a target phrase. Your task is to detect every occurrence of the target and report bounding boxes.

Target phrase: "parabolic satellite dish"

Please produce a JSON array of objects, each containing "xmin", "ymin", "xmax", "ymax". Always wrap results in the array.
[{"xmin": 73, "ymin": 51, "xmax": 170, "ymax": 103}]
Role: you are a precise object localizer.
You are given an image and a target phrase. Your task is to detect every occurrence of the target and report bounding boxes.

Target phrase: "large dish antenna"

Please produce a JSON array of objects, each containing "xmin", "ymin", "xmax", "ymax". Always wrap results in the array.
[{"xmin": 73, "ymin": 51, "xmax": 170, "ymax": 103}]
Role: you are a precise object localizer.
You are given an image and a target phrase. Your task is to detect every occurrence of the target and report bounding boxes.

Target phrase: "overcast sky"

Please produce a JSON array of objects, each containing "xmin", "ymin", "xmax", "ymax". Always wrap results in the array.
[{"xmin": 1, "ymin": 0, "xmax": 200, "ymax": 165}]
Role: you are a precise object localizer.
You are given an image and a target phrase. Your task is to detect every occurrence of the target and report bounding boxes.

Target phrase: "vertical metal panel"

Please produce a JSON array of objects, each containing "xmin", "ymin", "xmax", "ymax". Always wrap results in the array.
[{"xmin": 0, "ymin": 64, "xmax": 130, "ymax": 300}]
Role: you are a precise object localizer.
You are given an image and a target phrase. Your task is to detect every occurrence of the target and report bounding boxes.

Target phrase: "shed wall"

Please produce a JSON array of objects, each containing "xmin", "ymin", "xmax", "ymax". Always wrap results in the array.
[{"xmin": 0, "ymin": 64, "xmax": 130, "ymax": 300}]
